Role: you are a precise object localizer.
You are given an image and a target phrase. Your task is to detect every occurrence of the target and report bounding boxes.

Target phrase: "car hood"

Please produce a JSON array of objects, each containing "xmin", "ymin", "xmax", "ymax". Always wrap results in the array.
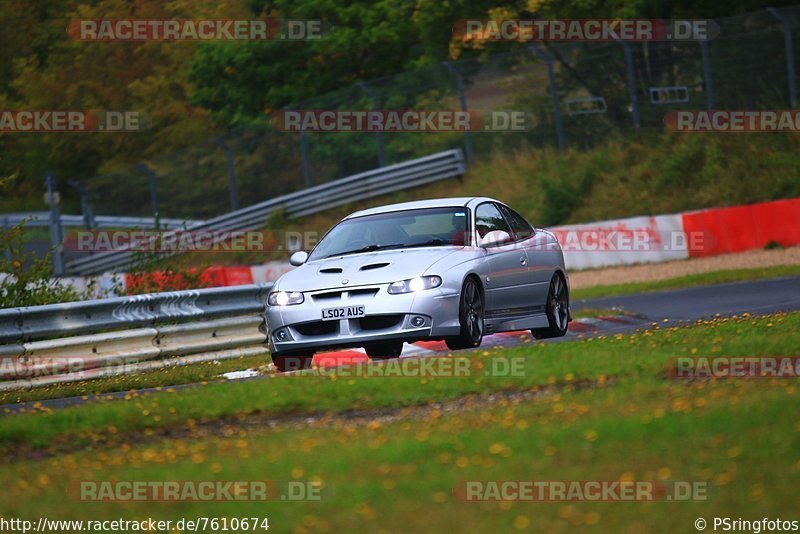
[{"xmin": 274, "ymin": 247, "xmax": 461, "ymax": 292}]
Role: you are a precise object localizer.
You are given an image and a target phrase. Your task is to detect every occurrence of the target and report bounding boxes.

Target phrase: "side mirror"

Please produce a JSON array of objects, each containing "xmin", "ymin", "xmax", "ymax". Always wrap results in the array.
[
  {"xmin": 289, "ymin": 251, "xmax": 308, "ymax": 266},
  {"xmin": 480, "ymin": 230, "xmax": 512, "ymax": 248}
]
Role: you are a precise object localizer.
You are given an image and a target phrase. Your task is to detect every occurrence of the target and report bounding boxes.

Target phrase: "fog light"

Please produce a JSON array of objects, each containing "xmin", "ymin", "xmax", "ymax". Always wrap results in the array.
[
  {"xmin": 411, "ymin": 316, "xmax": 425, "ymax": 327},
  {"xmin": 275, "ymin": 329, "xmax": 288, "ymax": 341}
]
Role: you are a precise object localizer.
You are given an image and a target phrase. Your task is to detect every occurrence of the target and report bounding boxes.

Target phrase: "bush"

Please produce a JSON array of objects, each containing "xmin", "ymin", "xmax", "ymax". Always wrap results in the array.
[{"xmin": 0, "ymin": 219, "xmax": 86, "ymax": 307}]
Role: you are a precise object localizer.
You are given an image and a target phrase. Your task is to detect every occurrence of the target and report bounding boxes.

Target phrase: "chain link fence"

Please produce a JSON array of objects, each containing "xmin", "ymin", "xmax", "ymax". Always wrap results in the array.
[{"xmin": 74, "ymin": 7, "xmax": 799, "ymax": 222}]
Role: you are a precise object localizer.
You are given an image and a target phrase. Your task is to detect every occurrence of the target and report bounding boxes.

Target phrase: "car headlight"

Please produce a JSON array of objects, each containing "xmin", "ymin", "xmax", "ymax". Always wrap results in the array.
[
  {"xmin": 268, "ymin": 291, "xmax": 304, "ymax": 306},
  {"xmin": 387, "ymin": 275, "xmax": 442, "ymax": 294}
]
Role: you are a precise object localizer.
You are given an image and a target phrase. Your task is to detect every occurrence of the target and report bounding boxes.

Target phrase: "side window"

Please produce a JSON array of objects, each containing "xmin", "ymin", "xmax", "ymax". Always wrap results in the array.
[
  {"xmin": 499, "ymin": 204, "xmax": 535, "ymax": 241},
  {"xmin": 475, "ymin": 203, "xmax": 512, "ymax": 239}
]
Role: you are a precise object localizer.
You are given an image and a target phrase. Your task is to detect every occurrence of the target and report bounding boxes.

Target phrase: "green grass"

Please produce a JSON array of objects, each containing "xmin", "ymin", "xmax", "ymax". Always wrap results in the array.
[
  {"xmin": 0, "ymin": 312, "xmax": 796, "ymax": 455},
  {"xmin": 0, "ymin": 314, "xmax": 797, "ymax": 531},
  {"xmin": 571, "ymin": 265, "xmax": 800, "ymax": 301}
]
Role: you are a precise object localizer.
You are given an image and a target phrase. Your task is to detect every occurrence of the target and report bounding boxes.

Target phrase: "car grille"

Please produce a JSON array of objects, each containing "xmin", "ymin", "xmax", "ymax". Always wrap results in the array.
[
  {"xmin": 294, "ymin": 321, "xmax": 338, "ymax": 336},
  {"xmin": 311, "ymin": 288, "xmax": 380, "ymax": 302},
  {"xmin": 358, "ymin": 314, "xmax": 403, "ymax": 330}
]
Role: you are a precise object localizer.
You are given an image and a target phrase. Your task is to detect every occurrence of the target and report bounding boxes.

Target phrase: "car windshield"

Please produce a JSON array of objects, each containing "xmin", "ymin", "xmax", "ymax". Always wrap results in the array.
[{"xmin": 308, "ymin": 207, "xmax": 470, "ymax": 261}]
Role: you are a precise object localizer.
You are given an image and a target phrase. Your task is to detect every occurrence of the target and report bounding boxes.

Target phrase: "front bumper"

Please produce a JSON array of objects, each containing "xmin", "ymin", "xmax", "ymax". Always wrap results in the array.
[{"xmin": 266, "ymin": 283, "xmax": 461, "ymax": 354}]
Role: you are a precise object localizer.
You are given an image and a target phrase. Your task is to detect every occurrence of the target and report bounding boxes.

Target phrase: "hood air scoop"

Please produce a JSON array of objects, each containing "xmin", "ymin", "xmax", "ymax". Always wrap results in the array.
[{"xmin": 360, "ymin": 262, "xmax": 390, "ymax": 271}]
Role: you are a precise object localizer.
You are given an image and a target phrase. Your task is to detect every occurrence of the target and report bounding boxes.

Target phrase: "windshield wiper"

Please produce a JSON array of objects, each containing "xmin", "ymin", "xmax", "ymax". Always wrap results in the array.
[
  {"xmin": 325, "ymin": 243, "xmax": 406, "ymax": 258},
  {"xmin": 406, "ymin": 238, "xmax": 449, "ymax": 248}
]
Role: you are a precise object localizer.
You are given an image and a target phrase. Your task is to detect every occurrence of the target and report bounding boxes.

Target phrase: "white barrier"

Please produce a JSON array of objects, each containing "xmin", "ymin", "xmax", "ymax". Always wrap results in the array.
[{"xmin": 550, "ymin": 214, "xmax": 688, "ymax": 271}]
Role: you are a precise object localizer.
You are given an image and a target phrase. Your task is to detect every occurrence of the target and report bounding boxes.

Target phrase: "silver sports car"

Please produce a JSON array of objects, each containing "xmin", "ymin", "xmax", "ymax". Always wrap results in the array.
[{"xmin": 265, "ymin": 197, "xmax": 570, "ymax": 371}]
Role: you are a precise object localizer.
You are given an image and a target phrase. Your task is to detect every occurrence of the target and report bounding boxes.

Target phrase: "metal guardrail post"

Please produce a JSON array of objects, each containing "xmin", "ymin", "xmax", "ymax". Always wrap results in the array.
[
  {"xmin": 299, "ymin": 130, "xmax": 313, "ymax": 187},
  {"xmin": 356, "ymin": 81, "xmax": 387, "ymax": 168},
  {"xmin": 441, "ymin": 61, "xmax": 475, "ymax": 164},
  {"xmin": 529, "ymin": 46, "xmax": 566, "ymax": 150},
  {"xmin": 213, "ymin": 137, "xmax": 240, "ymax": 211},
  {"xmin": 67, "ymin": 180, "xmax": 95, "ymax": 230},
  {"xmin": 44, "ymin": 173, "xmax": 65, "ymax": 276},
  {"xmin": 768, "ymin": 7, "xmax": 798, "ymax": 108},
  {"xmin": 2, "ymin": 216, "xmax": 11, "ymax": 262},
  {"xmin": 136, "ymin": 163, "xmax": 160, "ymax": 227},
  {"xmin": 617, "ymin": 41, "xmax": 641, "ymax": 130},
  {"xmin": 699, "ymin": 41, "xmax": 716, "ymax": 110}
]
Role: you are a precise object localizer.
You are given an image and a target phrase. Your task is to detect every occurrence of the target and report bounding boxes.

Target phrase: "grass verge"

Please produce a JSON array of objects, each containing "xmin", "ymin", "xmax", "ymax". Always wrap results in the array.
[{"xmin": 0, "ymin": 312, "xmax": 796, "ymax": 456}]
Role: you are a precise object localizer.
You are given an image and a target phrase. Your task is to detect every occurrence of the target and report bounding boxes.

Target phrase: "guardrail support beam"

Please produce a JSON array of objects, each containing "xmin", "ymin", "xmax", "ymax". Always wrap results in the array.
[
  {"xmin": 2, "ymin": 217, "xmax": 11, "ymax": 262},
  {"xmin": 299, "ymin": 130, "xmax": 313, "ymax": 187},
  {"xmin": 214, "ymin": 137, "xmax": 240, "ymax": 211},
  {"xmin": 442, "ymin": 61, "xmax": 475, "ymax": 164},
  {"xmin": 699, "ymin": 41, "xmax": 715, "ymax": 110},
  {"xmin": 617, "ymin": 41, "xmax": 641, "ymax": 130},
  {"xmin": 44, "ymin": 173, "xmax": 64, "ymax": 277},
  {"xmin": 768, "ymin": 7, "xmax": 798, "ymax": 108},
  {"xmin": 136, "ymin": 163, "xmax": 160, "ymax": 228},
  {"xmin": 357, "ymin": 81, "xmax": 387, "ymax": 168},
  {"xmin": 68, "ymin": 180, "xmax": 96, "ymax": 231},
  {"xmin": 529, "ymin": 46, "xmax": 566, "ymax": 150}
]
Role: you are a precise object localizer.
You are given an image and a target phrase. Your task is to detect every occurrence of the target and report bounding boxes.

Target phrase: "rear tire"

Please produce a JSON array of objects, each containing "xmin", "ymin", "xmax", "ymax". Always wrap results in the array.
[
  {"xmin": 271, "ymin": 352, "xmax": 313, "ymax": 372},
  {"xmin": 365, "ymin": 342, "xmax": 403, "ymax": 360},
  {"xmin": 445, "ymin": 277, "xmax": 484, "ymax": 351},
  {"xmin": 531, "ymin": 273, "xmax": 569, "ymax": 340}
]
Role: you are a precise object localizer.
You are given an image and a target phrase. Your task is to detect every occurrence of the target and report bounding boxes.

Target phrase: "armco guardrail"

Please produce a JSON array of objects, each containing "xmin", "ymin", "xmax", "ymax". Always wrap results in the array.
[
  {"xmin": 0, "ymin": 284, "xmax": 273, "ymax": 391},
  {"xmin": 66, "ymin": 149, "xmax": 465, "ymax": 275},
  {"xmin": 2, "ymin": 212, "xmax": 200, "ymax": 230}
]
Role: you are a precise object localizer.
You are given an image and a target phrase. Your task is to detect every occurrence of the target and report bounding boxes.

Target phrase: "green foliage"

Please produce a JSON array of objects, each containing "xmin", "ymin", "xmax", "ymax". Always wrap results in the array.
[
  {"xmin": 2, "ymin": 0, "xmax": 798, "ymax": 222},
  {"xmin": 539, "ymin": 166, "xmax": 597, "ymax": 226},
  {"xmin": 188, "ymin": 0, "xmax": 518, "ymax": 127},
  {"xmin": 0, "ymin": 219, "xmax": 83, "ymax": 307},
  {"xmin": 0, "ymin": 175, "xmax": 86, "ymax": 306}
]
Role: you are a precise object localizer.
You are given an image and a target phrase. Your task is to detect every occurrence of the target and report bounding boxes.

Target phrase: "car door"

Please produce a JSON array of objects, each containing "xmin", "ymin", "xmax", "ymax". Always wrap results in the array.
[
  {"xmin": 475, "ymin": 202, "xmax": 531, "ymax": 316},
  {"xmin": 497, "ymin": 203, "xmax": 550, "ymax": 310}
]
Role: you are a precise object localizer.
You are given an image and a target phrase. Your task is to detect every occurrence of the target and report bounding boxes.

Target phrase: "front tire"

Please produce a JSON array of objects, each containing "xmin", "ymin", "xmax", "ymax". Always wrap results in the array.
[
  {"xmin": 531, "ymin": 273, "xmax": 569, "ymax": 340},
  {"xmin": 271, "ymin": 352, "xmax": 314, "ymax": 372},
  {"xmin": 446, "ymin": 277, "xmax": 484, "ymax": 351}
]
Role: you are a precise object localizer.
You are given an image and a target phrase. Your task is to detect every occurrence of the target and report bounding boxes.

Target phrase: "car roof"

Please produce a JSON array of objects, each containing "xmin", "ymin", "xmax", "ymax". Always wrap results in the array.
[{"xmin": 344, "ymin": 197, "xmax": 500, "ymax": 219}]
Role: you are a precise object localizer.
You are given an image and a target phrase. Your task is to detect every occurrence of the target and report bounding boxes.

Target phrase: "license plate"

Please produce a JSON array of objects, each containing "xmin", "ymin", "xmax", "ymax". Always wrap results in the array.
[{"xmin": 321, "ymin": 305, "xmax": 366, "ymax": 321}]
